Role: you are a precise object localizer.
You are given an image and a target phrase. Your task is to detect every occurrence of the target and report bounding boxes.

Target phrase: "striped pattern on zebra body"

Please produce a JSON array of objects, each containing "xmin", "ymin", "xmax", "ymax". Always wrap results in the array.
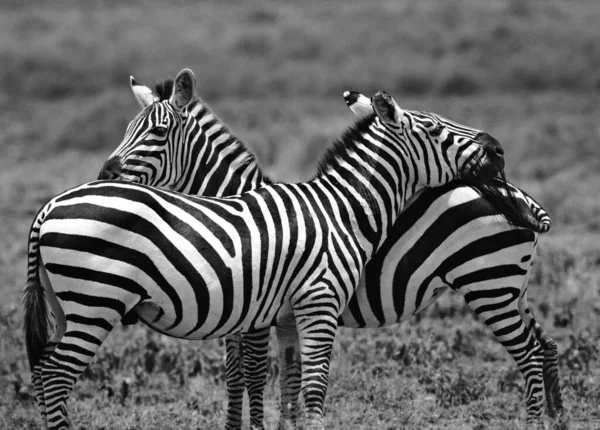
[
  {"xmin": 96, "ymin": 70, "xmax": 564, "ymax": 429},
  {"xmin": 272, "ymin": 97, "xmax": 564, "ymax": 428},
  {"xmin": 24, "ymin": 69, "xmax": 500, "ymax": 430},
  {"xmin": 271, "ymin": 93, "xmax": 564, "ymax": 429}
]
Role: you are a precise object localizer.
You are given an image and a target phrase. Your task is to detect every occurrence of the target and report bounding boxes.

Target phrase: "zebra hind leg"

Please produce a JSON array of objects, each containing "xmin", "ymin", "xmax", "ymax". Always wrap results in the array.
[
  {"xmin": 41, "ymin": 320, "xmax": 116, "ymax": 429},
  {"xmin": 276, "ymin": 323, "xmax": 302, "ymax": 430},
  {"xmin": 31, "ymin": 343, "xmax": 58, "ymax": 428},
  {"xmin": 224, "ymin": 335, "xmax": 246, "ymax": 430},
  {"xmin": 242, "ymin": 328, "xmax": 271, "ymax": 430},
  {"xmin": 519, "ymin": 294, "xmax": 568, "ymax": 429},
  {"xmin": 31, "ymin": 364, "xmax": 46, "ymax": 425},
  {"xmin": 535, "ymin": 322, "xmax": 569, "ymax": 430},
  {"xmin": 463, "ymin": 287, "xmax": 545, "ymax": 426}
]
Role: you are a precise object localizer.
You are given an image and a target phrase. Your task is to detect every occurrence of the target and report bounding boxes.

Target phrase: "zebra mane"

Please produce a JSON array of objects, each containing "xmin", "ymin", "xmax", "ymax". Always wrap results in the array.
[
  {"xmin": 312, "ymin": 113, "xmax": 382, "ymax": 217},
  {"xmin": 313, "ymin": 112, "xmax": 546, "ymax": 233},
  {"xmin": 193, "ymin": 102, "xmax": 273, "ymax": 185},
  {"xmin": 155, "ymin": 78, "xmax": 174, "ymax": 101},
  {"xmin": 315, "ymin": 113, "xmax": 378, "ymax": 178}
]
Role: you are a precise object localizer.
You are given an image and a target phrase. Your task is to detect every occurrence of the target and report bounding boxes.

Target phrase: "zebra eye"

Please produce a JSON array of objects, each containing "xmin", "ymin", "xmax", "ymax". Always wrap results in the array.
[
  {"xmin": 430, "ymin": 123, "xmax": 444, "ymax": 137},
  {"xmin": 151, "ymin": 126, "xmax": 168, "ymax": 137}
]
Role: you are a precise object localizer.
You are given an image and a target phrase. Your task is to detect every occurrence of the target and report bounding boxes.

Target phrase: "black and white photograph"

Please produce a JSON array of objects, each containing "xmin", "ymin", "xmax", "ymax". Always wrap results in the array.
[{"xmin": 1, "ymin": 1, "xmax": 599, "ymax": 429}]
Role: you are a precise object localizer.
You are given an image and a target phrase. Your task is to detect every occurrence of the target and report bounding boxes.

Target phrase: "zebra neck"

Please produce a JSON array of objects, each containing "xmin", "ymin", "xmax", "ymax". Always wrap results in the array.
[
  {"xmin": 314, "ymin": 117, "xmax": 407, "ymax": 254},
  {"xmin": 175, "ymin": 100, "xmax": 271, "ymax": 197}
]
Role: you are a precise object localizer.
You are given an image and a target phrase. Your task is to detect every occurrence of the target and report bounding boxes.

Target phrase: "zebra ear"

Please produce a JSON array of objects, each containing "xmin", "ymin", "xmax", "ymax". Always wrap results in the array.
[
  {"xmin": 343, "ymin": 91, "xmax": 374, "ymax": 119},
  {"xmin": 371, "ymin": 91, "xmax": 404, "ymax": 124},
  {"xmin": 130, "ymin": 76, "xmax": 159, "ymax": 109},
  {"xmin": 169, "ymin": 68, "xmax": 196, "ymax": 112}
]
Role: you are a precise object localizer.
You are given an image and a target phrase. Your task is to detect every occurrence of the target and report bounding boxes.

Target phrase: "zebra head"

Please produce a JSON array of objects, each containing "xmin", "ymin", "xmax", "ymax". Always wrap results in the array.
[
  {"xmin": 98, "ymin": 68, "xmax": 196, "ymax": 189},
  {"xmin": 343, "ymin": 90, "xmax": 505, "ymax": 186},
  {"xmin": 343, "ymin": 90, "xmax": 552, "ymax": 231}
]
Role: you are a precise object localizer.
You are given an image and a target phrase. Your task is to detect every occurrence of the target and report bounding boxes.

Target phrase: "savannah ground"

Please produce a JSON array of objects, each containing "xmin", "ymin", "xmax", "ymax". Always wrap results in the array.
[{"xmin": 1, "ymin": 0, "xmax": 599, "ymax": 428}]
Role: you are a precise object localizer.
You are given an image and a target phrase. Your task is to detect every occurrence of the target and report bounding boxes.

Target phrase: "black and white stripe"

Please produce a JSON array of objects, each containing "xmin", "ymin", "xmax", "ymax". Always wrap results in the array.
[
  {"xmin": 24, "ymin": 74, "xmax": 496, "ymax": 430},
  {"xmin": 99, "ymin": 72, "xmax": 560, "ymax": 429},
  {"xmin": 270, "ymin": 96, "xmax": 562, "ymax": 429}
]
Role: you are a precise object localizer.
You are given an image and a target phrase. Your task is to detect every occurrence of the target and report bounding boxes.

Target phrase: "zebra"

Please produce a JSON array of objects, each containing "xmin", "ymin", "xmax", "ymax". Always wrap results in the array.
[
  {"xmin": 270, "ymin": 97, "xmax": 565, "ymax": 429},
  {"xmin": 96, "ymin": 70, "xmax": 563, "ymax": 428},
  {"xmin": 24, "ymin": 69, "xmax": 501, "ymax": 430}
]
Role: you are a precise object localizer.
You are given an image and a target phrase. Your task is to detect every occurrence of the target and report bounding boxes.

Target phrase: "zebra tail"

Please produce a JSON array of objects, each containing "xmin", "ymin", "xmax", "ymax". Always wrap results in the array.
[
  {"xmin": 504, "ymin": 180, "xmax": 552, "ymax": 233},
  {"xmin": 23, "ymin": 214, "xmax": 49, "ymax": 371},
  {"xmin": 468, "ymin": 172, "xmax": 553, "ymax": 234},
  {"xmin": 523, "ymin": 191, "xmax": 552, "ymax": 234},
  {"xmin": 501, "ymin": 183, "xmax": 553, "ymax": 234}
]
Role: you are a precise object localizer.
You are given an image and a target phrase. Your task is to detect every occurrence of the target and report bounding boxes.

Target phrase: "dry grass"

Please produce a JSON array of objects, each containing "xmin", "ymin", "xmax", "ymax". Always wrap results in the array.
[{"xmin": 1, "ymin": 0, "xmax": 600, "ymax": 428}]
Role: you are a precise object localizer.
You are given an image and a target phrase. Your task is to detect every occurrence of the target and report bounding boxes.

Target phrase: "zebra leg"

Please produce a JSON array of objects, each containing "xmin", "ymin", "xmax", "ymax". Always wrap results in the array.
[
  {"xmin": 518, "ymin": 293, "xmax": 567, "ymax": 428},
  {"xmin": 276, "ymin": 323, "xmax": 302, "ymax": 430},
  {"xmin": 41, "ymin": 320, "xmax": 116, "ymax": 429},
  {"xmin": 292, "ymin": 285, "xmax": 340, "ymax": 430},
  {"xmin": 462, "ymin": 287, "xmax": 545, "ymax": 426},
  {"xmin": 32, "ymin": 344, "xmax": 58, "ymax": 428},
  {"xmin": 535, "ymin": 322, "xmax": 568, "ymax": 429},
  {"xmin": 31, "ymin": 364, "xmax": 46, "ymax": 425},
  {"xmin": 224, "ymin": 335, "xmax": 245, "ymax": 430},
  {"xmin": 242, "ymin": 329, "xmax": 271, "ymax": 430}
]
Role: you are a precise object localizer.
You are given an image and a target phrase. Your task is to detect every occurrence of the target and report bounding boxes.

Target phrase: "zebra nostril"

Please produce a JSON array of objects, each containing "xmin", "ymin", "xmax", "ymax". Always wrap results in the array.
[{"xmin": 495, "ymin": 146, "xmax": 504, "ymax": 156}]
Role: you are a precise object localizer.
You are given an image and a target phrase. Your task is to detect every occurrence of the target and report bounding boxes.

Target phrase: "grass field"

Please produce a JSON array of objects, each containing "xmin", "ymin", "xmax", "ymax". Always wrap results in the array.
[{"xmin": 1, "ymin": 0, "xmax": 600, "ymax": 428}]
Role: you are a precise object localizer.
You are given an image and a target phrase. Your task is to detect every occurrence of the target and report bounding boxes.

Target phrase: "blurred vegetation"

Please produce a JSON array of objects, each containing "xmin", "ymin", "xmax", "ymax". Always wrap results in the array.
[
  {"xmin": 1, "ymin": 0, "xmax": 600, "ymax": 428},
  {"xmin": 4, "ymin": 0, "xmax": 600, "ymax": 101},
  {"xmin": 2, "ymin": 0, "xmax": 600, "ymax": 157}
]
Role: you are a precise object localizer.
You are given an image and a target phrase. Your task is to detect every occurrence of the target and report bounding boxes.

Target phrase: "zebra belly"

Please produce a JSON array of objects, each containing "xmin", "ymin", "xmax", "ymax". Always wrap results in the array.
[
  {"xmin": 133, "ymin": 300, "xmax": 272, "ymax": 340},
  {"xmin": 340, "ymin": 271, "xmax": 450, "ymax": 328},
  {"xmin": 135, "ymin": 251, "xmax": 341, "ymax": 339},
  {"xmin": 130, "ymin": 285, "xmax": 276, "ymax": 340},
  {"xmin": 133, "ymin": 293, "xmax": 297, "ymax": 340}
]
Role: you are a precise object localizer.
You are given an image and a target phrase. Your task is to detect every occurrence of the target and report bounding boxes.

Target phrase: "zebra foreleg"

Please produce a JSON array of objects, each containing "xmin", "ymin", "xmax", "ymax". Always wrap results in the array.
[
  {"xmin": 276, "ymin": 323, "xmax": 302, "ymax": 430},
  {"xmin": 224, "ymin": 335, "xmax": 245, "ymax": 430},
  {"xmin": 462, "ymin": 287, "xmax": 545, "ymax": 426},
  {"xmin": 242, "ymin": 329, "xmax": 271, "ymax": 430}
]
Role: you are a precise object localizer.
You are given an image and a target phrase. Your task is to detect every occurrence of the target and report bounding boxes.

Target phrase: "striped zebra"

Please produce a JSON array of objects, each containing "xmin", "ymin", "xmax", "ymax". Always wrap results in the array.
[
  {"xmin": 96, "ymin": 70, "xmax": 563, "ymax": 428},
  {"xmin": 270, "ymin": 93, "xmax": 565, "ymax": 428},
  {"xmin": 24, "ymin": 69, "xmax": 500, "ymax": 430}
]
